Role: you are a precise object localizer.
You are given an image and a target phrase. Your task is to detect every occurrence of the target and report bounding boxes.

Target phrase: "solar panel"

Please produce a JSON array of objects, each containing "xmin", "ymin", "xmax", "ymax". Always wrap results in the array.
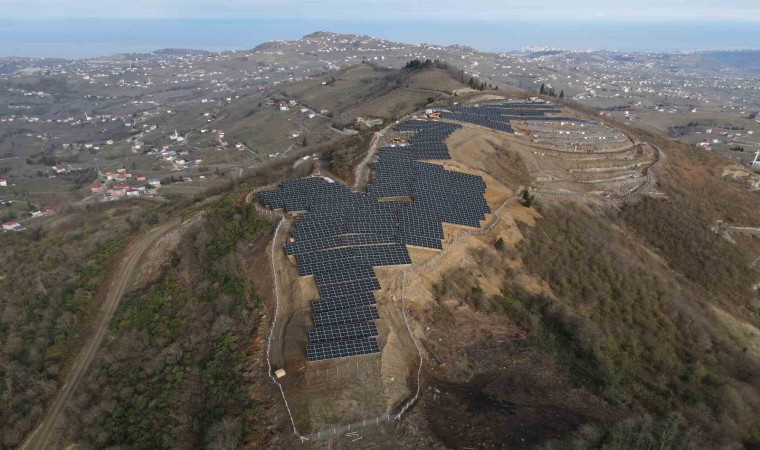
[
  {"xmin": 308, "ymin": 321, "xmax": 378, "ymax": 344},
  {"xmin": 317, "ymin": 278, "xmax": 381, "ymax": 300},
  {"xmin": 313, "ymin": 305, "xmax": 381, "ymax": 327},
  {"xmin": 435, "ymin": 101, "xmax": 566, "ymax": 134},
  {"xmin": 314, "ymin": 264, "xmax": 376, "ymax": 286},
  {"xmin": 312, "ymin": 291, "xmax": 378, "ymax": 314},
  {"xmin": 307, "ymin": 337, "xmax": 380, "ymax": 361},
  {"xmin": 296, "ymin": 243, "xmax": 412, "ymax": 276}
]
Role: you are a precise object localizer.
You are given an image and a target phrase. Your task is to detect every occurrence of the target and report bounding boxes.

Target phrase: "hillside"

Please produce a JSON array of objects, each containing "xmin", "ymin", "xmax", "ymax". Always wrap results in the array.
[
  {"xmin": 702, "ymin": 50, "xmax": 760, "ymax": 74},
  {"xmin": 247, "ymin": 94, "xmax": 760, "ymax": 447},
  {"xmin": 0, "ymin": 66, "xmax": 466, "ymax": 449},
  {"xmin": 1, "ymin": 65, "xmax": 759, "ymax": 450},
  {"xmin": 1, "ymin": 31, "xmax": 758, "ymax": 223},
  {"xmin": 0, "ymin": 60, "xmax": 458, "ymax": 224}
]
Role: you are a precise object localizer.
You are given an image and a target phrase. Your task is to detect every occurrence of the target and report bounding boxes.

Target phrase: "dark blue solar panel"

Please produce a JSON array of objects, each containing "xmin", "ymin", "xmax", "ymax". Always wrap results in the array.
[{"xmin": 307, "ymin": 337, "xmax": 380, "ymax": 361}]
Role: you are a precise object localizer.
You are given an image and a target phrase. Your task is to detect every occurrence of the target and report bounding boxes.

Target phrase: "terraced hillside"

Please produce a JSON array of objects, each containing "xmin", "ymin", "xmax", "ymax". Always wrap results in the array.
[
  {"xmin": 253, "ymin": 93, "xmax": 760, "ymax": 448},
  {"xmin": 436, "ymin": 98, "xmax": 658, "ymax": 197},
  {"xmin": 5, "ymin": 72, "xmax": 759, "ymax": 450}
]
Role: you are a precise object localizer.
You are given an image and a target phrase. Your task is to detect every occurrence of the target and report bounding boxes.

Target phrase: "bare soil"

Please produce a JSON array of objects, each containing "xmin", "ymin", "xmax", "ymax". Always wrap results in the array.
[
  {"xmin": 266, "ymin": 218, "xmax": 419, "ymax": 436},
  {"xmin": 262, "ymin": 111, "xmax": 629, "ymax": 445},
  {"xmin": 443, "ymin": 100, "xmax": 656, "ymax": 197}
]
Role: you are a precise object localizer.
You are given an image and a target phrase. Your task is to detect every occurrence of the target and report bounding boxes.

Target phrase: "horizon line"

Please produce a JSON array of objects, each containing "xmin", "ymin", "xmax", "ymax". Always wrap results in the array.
[{"xmin": 2, "ymin": 17, "xmax": 760, "ymax": 23}]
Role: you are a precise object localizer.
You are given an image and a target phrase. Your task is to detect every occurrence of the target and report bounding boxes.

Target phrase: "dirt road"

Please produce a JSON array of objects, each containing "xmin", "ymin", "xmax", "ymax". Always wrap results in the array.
[
  {"xmin": 22, "ymin": 218, "xmax": 181, "ymax": 450},
  {"xmin": 352, "ymin": 127, "xmax": 386, "ymax": 190}
]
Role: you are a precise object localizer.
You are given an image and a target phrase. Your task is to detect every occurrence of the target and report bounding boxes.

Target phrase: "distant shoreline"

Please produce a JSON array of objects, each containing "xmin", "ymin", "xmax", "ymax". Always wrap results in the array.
[{"xmin": 1, "ymin": 19, "xmax": 759, "ymax": 59}]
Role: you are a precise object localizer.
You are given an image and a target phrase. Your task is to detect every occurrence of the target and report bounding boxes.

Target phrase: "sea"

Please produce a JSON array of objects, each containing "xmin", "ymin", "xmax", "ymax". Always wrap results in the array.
[{"xmin": 1, "ymin": 19, "xmax": 759, "ymax": 59}]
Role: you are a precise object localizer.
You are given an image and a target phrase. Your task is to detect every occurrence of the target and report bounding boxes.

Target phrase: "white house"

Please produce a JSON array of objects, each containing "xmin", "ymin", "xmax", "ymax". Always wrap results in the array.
[{"xmin": 0, "ymin": 178, "xmax": 7, "ymax": 187}]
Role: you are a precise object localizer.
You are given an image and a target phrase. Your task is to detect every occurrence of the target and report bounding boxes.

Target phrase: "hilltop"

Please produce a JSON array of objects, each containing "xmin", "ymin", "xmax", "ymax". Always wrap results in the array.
[
  {"xmin": 0, "ymin": 31, "xmax": 759, "ymax": 449},
  {"xmin": 4, "ymin": 78, "xmax": 759, "ymax": 449},
  {"xmin": 2, "ymin": 31, "xmax": 757, "ymax": 180}
]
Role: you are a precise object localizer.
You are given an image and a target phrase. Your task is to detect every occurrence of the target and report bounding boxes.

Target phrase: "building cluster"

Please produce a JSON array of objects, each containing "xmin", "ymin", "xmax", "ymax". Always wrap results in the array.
[{"xmin": 88, "ymin": 167, "xmax": 161, "ymax": 200}]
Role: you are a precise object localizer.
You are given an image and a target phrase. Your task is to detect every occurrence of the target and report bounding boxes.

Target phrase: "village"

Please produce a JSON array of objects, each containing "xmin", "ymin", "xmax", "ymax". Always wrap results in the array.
[
  {"xmin": 1, "ymin": 33, "xmax": 758, "ymax": 233},
  {"xmin": 0, "ymin": 85, "xmax": 349, "ymax": 232}
]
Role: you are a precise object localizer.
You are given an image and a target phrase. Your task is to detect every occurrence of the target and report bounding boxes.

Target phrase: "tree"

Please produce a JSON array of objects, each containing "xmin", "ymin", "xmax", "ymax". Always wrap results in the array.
[
  {"xmin": 520, "ymin": 189, "xmax": 535, "ymax": 207},
  {"xmin": 559, "ymin": 90, "xmax": 565, "ymax": 99},
  {"xmin": 540, "ymin": 84, "xmax": 546, "ymax": 95},
  {"xmin": 494, "ymin": 237, "xmax": 505, "ymax": 252}
]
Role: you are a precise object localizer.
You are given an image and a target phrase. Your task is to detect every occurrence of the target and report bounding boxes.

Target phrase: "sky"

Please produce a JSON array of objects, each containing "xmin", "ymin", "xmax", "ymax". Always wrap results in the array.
[{"xmin": 2, "ymin": 0, "xmax": 760, "ymax": 21}]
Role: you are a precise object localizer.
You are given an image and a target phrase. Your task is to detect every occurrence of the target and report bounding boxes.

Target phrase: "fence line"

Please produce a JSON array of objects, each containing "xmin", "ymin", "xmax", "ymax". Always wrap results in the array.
[
  {"xmin": 265, "ymin": 215, "xmax": 310, "ymax": 441},
  {"xmin": 306, "ymin": 414, "xmax": 394, "ymax": 440}
]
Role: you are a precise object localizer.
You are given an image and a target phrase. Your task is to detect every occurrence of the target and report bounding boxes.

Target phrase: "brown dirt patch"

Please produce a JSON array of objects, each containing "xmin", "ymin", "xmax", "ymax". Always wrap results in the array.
[
  {"xmin": 132, "ymin": 214, "xmax": 203, "ymax": 289},
  {"xmin": 266, "ymin": 218, "xmax": 420, "ymax": 435}
]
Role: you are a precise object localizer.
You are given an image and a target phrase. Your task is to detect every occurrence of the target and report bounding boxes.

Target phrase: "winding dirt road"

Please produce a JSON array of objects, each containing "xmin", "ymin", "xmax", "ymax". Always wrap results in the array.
[{"xmin": 22, "ymin": 218, "xmax": 181, "ymax": 450}]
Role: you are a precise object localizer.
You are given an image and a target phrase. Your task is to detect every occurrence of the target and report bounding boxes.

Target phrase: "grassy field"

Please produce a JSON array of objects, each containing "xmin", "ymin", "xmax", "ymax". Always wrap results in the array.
[
  {"xmin": 407, "ymin": 68, "xmax": 467, "ymax": 93},
  {"xmin": 280, "ymin": 65, "xmax": 399, "ymax": 122},
  {"xmin": 341, "ymin": 88, "xmax": 435, "ymax": 122}
]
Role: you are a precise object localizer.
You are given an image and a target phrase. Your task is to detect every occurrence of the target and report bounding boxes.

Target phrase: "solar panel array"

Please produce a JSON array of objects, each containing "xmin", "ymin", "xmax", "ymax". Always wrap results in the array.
[
  {"xmin": 307, "ymin": 337, "xmax": 380, "ymax": 361},
  {"xmin": 318, "ymin": 277, "xmax": 381, "ymax": 299},
  {"xmin": 437, "ymin": 100, "xmax": 586, "ymax": 132},
  {"xmin": 256, "ymin": 177, "xmax": 353, "ymax": 212},
  {"xmin": 257, "ymin": 118, "xmax": 495, "ymax": 361},
  {"xmin": 312, "ymin": 291, "xmax": 376, "ymax": 314},
  {"xmin": 308, "ymin": 321, "xmax": 378, "ymax": 344},
  {"xmin": 313, "ymin": 305, "xmax": 381, "ymax": 327}
]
